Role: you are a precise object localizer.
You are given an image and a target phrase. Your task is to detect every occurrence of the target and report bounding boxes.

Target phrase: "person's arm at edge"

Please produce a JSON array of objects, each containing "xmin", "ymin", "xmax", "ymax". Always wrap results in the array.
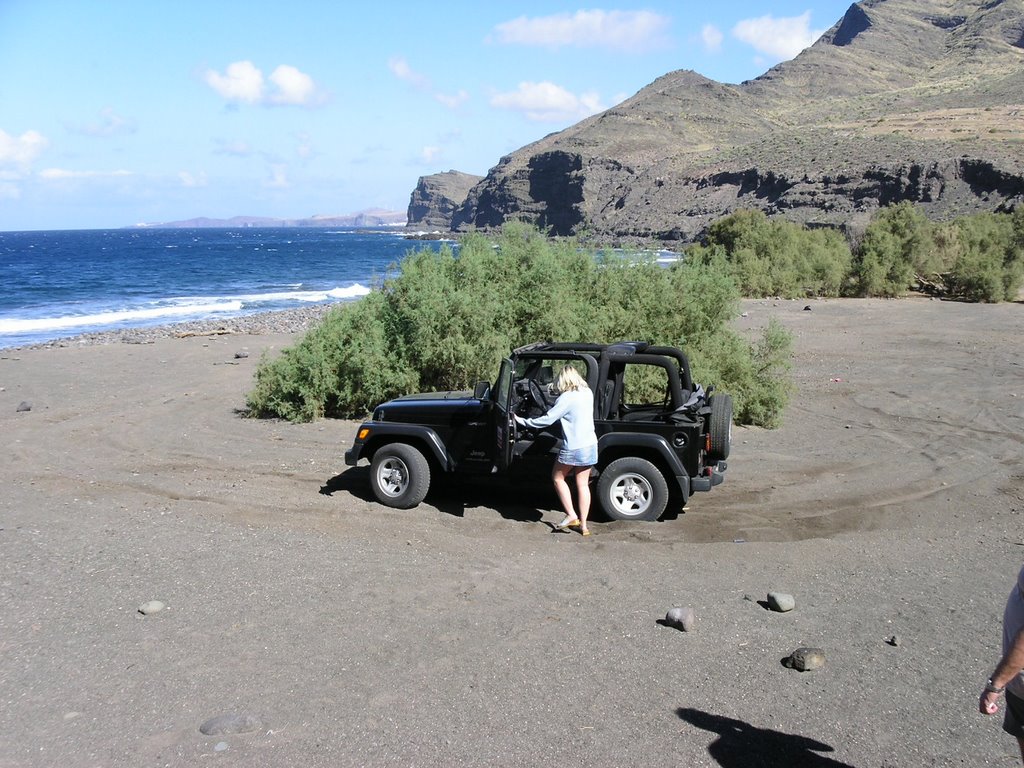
[{"xmin": 980, "ymin": 627, "xmax": 1024, "ymax": 714}]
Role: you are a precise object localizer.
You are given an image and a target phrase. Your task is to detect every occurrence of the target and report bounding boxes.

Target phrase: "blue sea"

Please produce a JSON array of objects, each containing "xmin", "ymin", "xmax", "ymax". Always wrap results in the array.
[{"xmin": 0, "ymin": 227, "xmax": 450, "ymax": 349}]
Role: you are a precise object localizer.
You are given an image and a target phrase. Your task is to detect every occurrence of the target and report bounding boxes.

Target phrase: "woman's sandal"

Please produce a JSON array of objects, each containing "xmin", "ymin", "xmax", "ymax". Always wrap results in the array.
[
  {"xmin": 552, "ymin": 518, "xmax": 581, "ymax": 531},
  {"xmin": 580, "ymin": 528, "xmax": 592, "ymax": 537}
]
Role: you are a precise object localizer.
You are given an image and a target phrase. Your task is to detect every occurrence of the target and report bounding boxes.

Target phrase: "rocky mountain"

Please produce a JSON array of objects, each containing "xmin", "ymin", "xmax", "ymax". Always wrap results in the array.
[
  {"xmin": 445, "ymin": 0, "xmax": 1024, "ymax": 244},
  {"xmin": 407, "ymin": 170, "xmax": 484, "ymax": 229}
]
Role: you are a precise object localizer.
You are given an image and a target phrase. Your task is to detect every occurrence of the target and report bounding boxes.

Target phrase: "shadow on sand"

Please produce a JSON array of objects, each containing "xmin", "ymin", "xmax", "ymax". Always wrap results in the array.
[
  {"xmin": 319, "ymin": 467, "xmax": 552, "ymax": 524},
  {"xmin": 677, "ymin": 708, "xmax": 856, "ymax": 768}
]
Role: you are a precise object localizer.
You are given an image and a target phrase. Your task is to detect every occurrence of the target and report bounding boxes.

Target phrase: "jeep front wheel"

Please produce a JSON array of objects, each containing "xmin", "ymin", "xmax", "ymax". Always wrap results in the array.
[
  {"xmin": 370, "ymin": 443, "xmax": 431, "ymax": 509},
  {"xmin": 597, "ymin": 457, "xmax": 669, "ymax": 521}
]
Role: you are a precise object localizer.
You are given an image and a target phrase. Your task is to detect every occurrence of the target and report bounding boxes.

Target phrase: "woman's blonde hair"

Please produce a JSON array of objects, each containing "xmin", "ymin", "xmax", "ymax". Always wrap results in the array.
[{"xmin": 557, "ymin": 365, "xmax": 587, "ymax": 393}]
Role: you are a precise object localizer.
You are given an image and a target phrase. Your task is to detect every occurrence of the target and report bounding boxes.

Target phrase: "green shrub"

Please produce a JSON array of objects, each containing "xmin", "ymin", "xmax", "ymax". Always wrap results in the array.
[
  {"xmin": 700, "ymin": 209, "xmax": 851, "ymax": 298},
  {"xmin": 851, "ymin": 201, "xmax": 934, "ymax": 296},
  {"xmin": 944, "ymin": 212, "xmax": 1024, "ymax": 302},
  {"xmin": 247, "ymin": 224, "xmax": 793, "ymax": 427}
]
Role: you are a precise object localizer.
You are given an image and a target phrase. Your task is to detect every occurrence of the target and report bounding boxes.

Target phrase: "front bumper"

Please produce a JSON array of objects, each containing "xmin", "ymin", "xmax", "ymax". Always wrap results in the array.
[{"xmin": 345, "ymin": 424, "xmax": 371, "ymax": 466}]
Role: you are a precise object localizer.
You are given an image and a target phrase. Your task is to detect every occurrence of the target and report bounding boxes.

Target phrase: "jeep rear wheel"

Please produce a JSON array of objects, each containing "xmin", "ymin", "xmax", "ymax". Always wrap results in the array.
[
  {"xmin": 370, "ymin": 443, "xmax": 431, "ymax": 509},
  {"xmin": 597, "ymin": 457, "xmax": 669, "ymax": 521},
  {"xmin": 708, "ymin": 394, "xmax": 732, "ymax": 462}
]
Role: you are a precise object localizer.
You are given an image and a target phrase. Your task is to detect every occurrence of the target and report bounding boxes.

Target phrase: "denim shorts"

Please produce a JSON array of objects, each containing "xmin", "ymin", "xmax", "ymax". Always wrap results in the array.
[{"xmin": 558, "ymin": 443, "xmax": 598, "ymax": 467}]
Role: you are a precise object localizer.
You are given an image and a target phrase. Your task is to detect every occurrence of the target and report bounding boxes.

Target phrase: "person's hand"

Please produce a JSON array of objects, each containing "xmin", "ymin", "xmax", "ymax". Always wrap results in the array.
[
  {"xmin": 513, "ymin": 415, "xmax": 525, "ymax": 426},
  {"xmin": 980, "ymin": 688, "xmax": 1001, "ymax": 715}
]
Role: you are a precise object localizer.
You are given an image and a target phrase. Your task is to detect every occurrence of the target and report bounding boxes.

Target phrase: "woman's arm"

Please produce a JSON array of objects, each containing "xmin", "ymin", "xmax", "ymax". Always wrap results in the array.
[{"xmin": 523, "ymin": 392, "xmax": 571, "ymax": 429}]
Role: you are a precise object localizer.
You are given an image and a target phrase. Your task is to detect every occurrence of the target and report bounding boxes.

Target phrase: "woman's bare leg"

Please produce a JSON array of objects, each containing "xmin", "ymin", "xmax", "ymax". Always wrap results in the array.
[
  {"xmin": 551, "ymin": 462, "xmax": 579, "ymax": 523},
  {"xmin": 575, "ymin": 467, "xmax": 592, "ymax": 533}
]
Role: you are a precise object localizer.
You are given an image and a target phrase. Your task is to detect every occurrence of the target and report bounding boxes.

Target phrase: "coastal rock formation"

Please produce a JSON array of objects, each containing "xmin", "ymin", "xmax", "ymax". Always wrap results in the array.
[
  {"xmin": 449, "ymin": 0, "xmax": 1024, "ymax": 243},
  {"xmin": 407, "ymin": 170, "xmax": 484, "ymax": 229}
]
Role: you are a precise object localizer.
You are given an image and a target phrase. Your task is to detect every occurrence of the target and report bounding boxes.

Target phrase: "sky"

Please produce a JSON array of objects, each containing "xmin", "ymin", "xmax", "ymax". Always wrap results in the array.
[{"xmin": 0, "ymin": 0, "xmax": 853, "ymax": 231}]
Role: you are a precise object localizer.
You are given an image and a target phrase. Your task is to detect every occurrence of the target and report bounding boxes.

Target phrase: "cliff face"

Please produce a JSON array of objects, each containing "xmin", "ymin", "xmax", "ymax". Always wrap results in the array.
[
  {"xmin": 449, "ymin": 0, "xmax": 1024, "ymax": 242},
  {"xmin": 407, "ymin": 170, "xmax": 483, "ymax": 229}
]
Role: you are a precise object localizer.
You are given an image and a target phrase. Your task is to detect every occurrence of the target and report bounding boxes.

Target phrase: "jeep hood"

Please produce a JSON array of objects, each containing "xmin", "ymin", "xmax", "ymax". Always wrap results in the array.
[{"xmin": 374, "ymin": 390, "xmax": 482, "ymax": 425}]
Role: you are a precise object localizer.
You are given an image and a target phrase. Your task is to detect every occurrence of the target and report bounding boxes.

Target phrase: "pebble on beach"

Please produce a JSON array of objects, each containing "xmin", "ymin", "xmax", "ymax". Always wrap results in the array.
[
  {"xmin": 767, "ymin": 592, "xmax": 796, "ymax": 612},
  {"xmin": 16, "ymin": 401, "xmax": 32, "ymax": 412},
  {"xmin": 665, "ymin": 606, "xmax": 695, "ymax": 632},
  {"xmin": 785, "ymin": 647, "xmax": 826, "ymax": 671},
  {"xmin": 137, "ymin": 600, "xmax": 166, "ymax": 615},
  {"xmin": 199, "ymin": 713, "xmax": 264, "ymax": 736}
]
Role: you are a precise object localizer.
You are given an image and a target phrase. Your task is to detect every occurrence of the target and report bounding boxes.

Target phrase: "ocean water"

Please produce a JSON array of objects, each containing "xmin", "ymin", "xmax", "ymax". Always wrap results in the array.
[{"xmin": 0, "ymin": 227, "xmax": 449, "ymax": 348}]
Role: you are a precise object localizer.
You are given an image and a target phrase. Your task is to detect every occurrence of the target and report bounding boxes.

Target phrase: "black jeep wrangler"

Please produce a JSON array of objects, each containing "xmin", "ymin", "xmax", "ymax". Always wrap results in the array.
[{"xmin": 344, "ymin": 341, "xmax": 731, "ymax": 521}]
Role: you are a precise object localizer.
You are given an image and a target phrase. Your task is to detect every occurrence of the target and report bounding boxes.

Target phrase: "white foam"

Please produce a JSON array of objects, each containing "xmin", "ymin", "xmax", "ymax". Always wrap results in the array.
[
  {"xmin": 230, "ymin": 284, "xmax": 371, "ymax": 304},
  {"xmin": 0, "ymin": 300, "xmax": 244, "ymax": 334}
]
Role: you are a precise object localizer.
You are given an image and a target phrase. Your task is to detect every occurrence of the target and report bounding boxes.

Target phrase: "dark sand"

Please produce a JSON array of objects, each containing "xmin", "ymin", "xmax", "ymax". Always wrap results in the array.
[{"xmin": 1, "ymin": 297, "xmax": 1022, "ymax": 767}]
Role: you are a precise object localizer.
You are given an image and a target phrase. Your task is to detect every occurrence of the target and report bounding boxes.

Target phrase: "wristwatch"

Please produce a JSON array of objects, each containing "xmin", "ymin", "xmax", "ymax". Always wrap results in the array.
[{"xmin": 985, "ymin": 678, "xmax": 1006, "ymax": 694}]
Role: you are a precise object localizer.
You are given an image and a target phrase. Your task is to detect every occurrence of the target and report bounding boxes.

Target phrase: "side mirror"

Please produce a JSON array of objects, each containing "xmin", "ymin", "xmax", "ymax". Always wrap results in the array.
[{"xmin": 473, "ymin": 380, "xmax": 491, "ymax": 400}]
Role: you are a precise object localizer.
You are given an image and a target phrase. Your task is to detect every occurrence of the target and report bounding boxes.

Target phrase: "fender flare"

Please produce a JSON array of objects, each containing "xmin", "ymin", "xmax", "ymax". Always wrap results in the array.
[
  {"xmin": 347, "ymin": 423, "xmax": 454, "ymax": 471},
  {"xmin": 597, "ymin": 432, "xmax": 690, "ymax": 499}
]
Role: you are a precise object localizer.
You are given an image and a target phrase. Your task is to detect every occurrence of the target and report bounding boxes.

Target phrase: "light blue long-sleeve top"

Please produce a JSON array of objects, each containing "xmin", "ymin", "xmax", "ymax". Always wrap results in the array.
[{"xmin": 522, "ymin": 388, "xmax": 597, "ymax": 451}]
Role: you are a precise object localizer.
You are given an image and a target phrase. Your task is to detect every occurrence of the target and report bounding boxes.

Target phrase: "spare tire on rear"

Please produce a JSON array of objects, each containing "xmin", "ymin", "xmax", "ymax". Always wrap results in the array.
[{"xmin": 707, "ymin": 394, "xmax": 732, "ymax": 462}]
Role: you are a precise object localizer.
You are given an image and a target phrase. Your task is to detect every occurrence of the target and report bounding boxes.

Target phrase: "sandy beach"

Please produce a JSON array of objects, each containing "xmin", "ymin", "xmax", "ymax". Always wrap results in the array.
[{"xmin": 1, "ymin": 297, "xmax": 1022, "ymax": 767}]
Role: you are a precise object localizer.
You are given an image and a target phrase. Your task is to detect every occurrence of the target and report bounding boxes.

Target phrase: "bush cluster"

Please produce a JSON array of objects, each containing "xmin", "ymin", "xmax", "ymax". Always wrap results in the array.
[
  {"xmin": 691, "ymin": 209, "xmax": 852, "ymax": 298},
  {"xmin": 695, "ymin": 204, "xmax": 1023, "ymax": 302},
  {"xmin": 247, "ymin": 223, "xmax": 792, "ymax": 425},
  {"xmin": 247, "ymin": 202, "xmax": 1018, "ymax": 426}
]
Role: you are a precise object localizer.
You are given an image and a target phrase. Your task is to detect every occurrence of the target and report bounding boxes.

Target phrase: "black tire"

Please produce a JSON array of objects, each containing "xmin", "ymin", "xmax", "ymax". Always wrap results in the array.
[
  {"xmin": 370, "ymin": 443, "xmax": 431, "ymax": 509},
  {"xmin": 597, "ymin": 457, "xmax": 669, "ymax": 521},
  {"xmin": 708, "ymin": 394, "xmax": 732, "ymax": 462}
]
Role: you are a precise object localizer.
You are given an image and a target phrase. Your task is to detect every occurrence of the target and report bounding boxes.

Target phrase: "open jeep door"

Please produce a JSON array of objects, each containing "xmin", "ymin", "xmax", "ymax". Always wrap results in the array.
[{"xmin": 493, "ymin": 356, "xmax": 516, "ymax": 472}]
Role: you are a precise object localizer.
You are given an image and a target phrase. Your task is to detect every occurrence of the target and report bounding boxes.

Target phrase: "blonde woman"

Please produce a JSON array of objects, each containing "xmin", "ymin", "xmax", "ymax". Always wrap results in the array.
[{"xmin": 515, "ymin": 365, "xmax": 598, "ymax": 536}]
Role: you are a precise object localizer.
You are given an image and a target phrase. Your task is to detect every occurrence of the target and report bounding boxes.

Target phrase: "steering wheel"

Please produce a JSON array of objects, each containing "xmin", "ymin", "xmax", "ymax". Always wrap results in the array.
[{"xmin": 528, "ymin": 379, "xmax": 550, "ymax": 412}]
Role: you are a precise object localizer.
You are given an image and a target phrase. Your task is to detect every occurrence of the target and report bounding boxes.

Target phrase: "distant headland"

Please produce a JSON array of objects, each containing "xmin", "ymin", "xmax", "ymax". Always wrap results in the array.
[{"xmin": 131, "ymin": 209, "xmax": 406, "ymax": 229}]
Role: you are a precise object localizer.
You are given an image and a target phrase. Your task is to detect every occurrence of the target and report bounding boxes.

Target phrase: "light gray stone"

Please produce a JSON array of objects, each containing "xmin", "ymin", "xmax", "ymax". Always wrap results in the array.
[
  {"xmin": 137, "ymin": 600, "xmax": 166, "ymax": 615},
  {"xmin": 665, "ymin": 606, "xmax": 695, "ymax": 632},
  {"xmin": 767, "ymin": 592, "xmax": 796, "ymax": 612}
]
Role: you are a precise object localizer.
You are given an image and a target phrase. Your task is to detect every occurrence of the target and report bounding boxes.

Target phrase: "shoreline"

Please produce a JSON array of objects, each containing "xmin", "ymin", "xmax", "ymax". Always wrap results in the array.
[{"xmin": 2, "ymin": 302, "xmax": 338, "ymax": 352}]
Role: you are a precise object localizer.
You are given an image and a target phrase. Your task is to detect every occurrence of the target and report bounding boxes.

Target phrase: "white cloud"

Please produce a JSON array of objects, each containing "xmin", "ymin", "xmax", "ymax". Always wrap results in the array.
[
  {"xmin": 0, "ymin": 129, "xmax": 49, "ymax": 173},
  {"xmin": 264, "ymin": 164, "xmax": 289, "ymax": 189},
  {"xmin": 214, "ymin": 138, "xmax": 254, "ymax": 156},
  {"xmin": 69, "ymin": 107, "xmax": 136, "ymax": 137},
  {"xmin": 295, "ymin": 132, "xmax": 315, "ymax": 160},
  {"xmin": 491, "ymin": 81, "xmax": 606, "ymax": 123},
  {"xmin": 39, "ymin": 168, "xmax": 132, "ymax": 180},
  {"xmin": 178, "ymin": 171, "xmax": 207, "ymax": 188},
  {"xmin": 269, "ymin": 65, "xmax": 316, "ymax": 105},
  {"xmin": 701, "ymin": 24, "xmax": 724, "ymax": 53},
  {"xmin": 389, "ymin": 57, "xmax": 468, "ymax": 111},
  {"xmin": 491, "ymin": 10, "xmax": 670, "ymax": 51},
  {"xmin": 420, "ymin": 146, "xmax": 441, "ymax": 164},
  {"xmin": 205, "ymin": 60, "xmax": 264, "ymax": 103},
  {"xmin": 732, "ymin": 11, "xmax": 826, "ymax": 60},
  {"xmin": 388, "ymin": 56, "xmax": 430, "ymax": 90},
  {"xmin": 205, "ymin": 61, "xmax": 322, "ymax": 107},
  {"xmin": 434, "ymin": 89, "xmax": 469, "ymax": 109}
]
